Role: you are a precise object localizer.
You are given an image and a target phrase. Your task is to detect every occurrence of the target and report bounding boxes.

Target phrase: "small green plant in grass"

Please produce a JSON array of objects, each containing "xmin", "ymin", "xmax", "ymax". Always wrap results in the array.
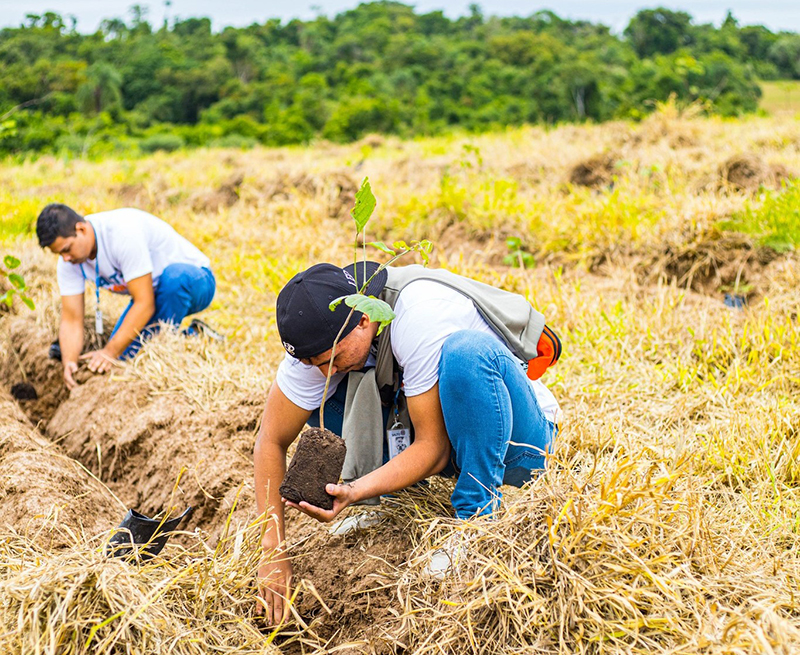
[
  {"xmin": 503, "ymin": 236, "xmax": 536, "ymax": 269},
  {"xmin": 1, "ymin": 255, "xmax": 35, "ymax": 309},
  {"xmin": 319, "ymin": 177, "xmax": 431, "ymax": 428},
  {"xmin": 720, "ymin": 180, "xmax": 800, "ymax": 253}
]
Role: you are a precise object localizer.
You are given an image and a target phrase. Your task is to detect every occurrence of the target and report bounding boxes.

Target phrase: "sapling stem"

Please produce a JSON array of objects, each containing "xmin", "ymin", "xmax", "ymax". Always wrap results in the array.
[{"xmin": 319, "ymin": 306, "xmax": 356, "ymax": 431}]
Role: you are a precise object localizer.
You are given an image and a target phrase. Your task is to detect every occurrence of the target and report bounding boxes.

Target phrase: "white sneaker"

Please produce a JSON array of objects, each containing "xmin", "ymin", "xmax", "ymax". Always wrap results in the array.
[
  {"xmin": 423, "ymin": 528, "xmax": 470, "ymax": 579},
  {"xmin": 328, "ymin": 510, "xmax": 386, "ymax": 536}
]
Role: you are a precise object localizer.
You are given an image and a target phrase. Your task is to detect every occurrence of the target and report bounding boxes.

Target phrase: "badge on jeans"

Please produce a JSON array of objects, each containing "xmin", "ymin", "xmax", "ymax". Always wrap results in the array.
[{"xmin": 387, "ymin": 420, "xmax": 411, "ymax": 460}]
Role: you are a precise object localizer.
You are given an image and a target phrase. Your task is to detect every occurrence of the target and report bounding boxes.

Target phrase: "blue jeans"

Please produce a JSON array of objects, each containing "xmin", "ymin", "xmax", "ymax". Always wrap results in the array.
[
  {"xmin": 309, "ymin": 330, "xmax": 557, "ymax": 519},
  {"xmin": 438, "ymin": 330, "xmax": 556, "ymax": 518},
  {"xmin": 111, "ymin": 264, "xmax": 216, "ymax": 360}
]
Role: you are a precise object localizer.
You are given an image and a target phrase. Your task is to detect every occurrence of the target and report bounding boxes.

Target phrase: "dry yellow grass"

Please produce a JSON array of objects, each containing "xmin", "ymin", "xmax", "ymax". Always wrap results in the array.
[{"xmin": 0, "ymin": 109, "xmax": 799, "ymax": 653}]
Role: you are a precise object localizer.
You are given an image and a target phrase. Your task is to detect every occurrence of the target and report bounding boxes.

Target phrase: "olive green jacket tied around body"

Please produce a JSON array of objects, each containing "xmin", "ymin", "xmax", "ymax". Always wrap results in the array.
[{"xmin": 341, "ymin": 265, "xmax": 547, "ymax": 502}]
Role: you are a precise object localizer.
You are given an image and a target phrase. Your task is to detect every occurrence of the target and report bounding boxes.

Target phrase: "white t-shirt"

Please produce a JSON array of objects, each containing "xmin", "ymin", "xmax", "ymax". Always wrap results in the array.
[
  {"xmin": 56, "ymin": 208, "xmax": 210, "ymax": 297},
  {"xmin": 276, "ymin": 279, "xmax": 560, "ymax": 422}
]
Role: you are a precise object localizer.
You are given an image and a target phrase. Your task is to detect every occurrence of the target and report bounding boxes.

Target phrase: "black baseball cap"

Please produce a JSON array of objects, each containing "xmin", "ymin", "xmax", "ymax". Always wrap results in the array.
[{"xmin": 276, "ymin": 261, "xmax": 388, "ymax": 359}]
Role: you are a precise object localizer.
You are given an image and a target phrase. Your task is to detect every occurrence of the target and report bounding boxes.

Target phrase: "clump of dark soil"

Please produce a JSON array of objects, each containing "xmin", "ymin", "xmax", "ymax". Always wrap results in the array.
[
  {"xmin": 569, "ymin": 152, "xmax": 621, "ymax": 188},
  {"xmin": 10, "ymin": 382, "xmax": 37, "ymax": 400},
  {"xmin": 717, "ymin": 154, "xmax": 792, "ymax": 192},
  {"xmin": 280, "ymin": 428, "xmax": 346, "ymax": 510}
]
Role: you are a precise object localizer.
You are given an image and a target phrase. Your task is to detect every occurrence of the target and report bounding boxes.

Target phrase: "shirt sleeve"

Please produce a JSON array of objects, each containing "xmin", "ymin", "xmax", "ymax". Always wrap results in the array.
[
  {"xmin": 106, "ymin": 219, "xmax": 154, "ymax": 282},
  {"xmin": 56, "ymin": 259, "xmax": 86, "ymax": 296},
  {"xmin": 274, "ymin": 352, "xmax": 345, "ymax": 411},
  {"xmin": 391, "ymin": 290, "xmax": 479, "ymax": 397}
]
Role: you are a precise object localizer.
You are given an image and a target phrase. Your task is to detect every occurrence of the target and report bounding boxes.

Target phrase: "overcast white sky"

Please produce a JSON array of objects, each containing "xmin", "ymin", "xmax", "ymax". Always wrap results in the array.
[{"xmin": 2, "ymin": 0, "xmax": 798, "ymax": 34}]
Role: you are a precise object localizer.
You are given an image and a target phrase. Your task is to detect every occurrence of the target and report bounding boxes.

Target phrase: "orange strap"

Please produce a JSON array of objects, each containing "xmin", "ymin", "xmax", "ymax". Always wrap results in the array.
[{"xmin": 526, "ymin": 325, "xmax": 562, "ymax": 381}]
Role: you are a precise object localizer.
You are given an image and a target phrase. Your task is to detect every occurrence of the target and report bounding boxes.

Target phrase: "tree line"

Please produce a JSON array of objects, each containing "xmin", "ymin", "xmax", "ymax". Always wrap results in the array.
[{"xmin": 0, "ymin": 3, "xmax": 797, "ymax": 157}]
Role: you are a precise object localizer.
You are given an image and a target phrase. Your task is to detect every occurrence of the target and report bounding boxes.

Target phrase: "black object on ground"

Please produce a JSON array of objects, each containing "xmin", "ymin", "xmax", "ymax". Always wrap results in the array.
[
  {"xmin": 48, "ymin": 339, "xmax": 62, "ymax": 361},
  {"xmin": 187, "ymin": 318, "xmax": 225, "ymax": 342},
  {"xmin": 10, "ymin": 382, "xmax": 38, "ymax": 400},
  {"xmin": 106, "ymin": 507, "xmax": 193, "ymax": 561}
]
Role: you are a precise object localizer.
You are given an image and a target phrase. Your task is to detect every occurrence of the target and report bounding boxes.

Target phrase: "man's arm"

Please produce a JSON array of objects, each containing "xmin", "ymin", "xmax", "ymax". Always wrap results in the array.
[
  {"xmin": 60, "ymin": 294, "xmax": 85, "ymax": 389},
  {"xmin": 82, "ymin": 273, "xmax": 155, "ymax": 373},
  {"xmin": 286, "ymin": 383, "xmax": 451, "ymax": 520},
  {"xmin": 253, "ymin": 382, "xmax": 312, "ymax": 625}
]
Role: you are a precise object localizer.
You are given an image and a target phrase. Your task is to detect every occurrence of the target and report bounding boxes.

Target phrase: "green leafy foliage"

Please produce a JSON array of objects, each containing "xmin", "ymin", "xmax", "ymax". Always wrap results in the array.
[
  {"xmin": 0, "ymin": 254, "xmax": 35, "ymax": 310},
  {"xmin": 503, "ymin": 237, "xmax": 536, "ymax": 268},
  {"xmin": 720, "ymin": 181, "xmax": 800, "ymax": 252},
  {"xmin": 0, "ymin": 4, "xmax": 782, "ymax": 157},
  {"xmin": 330, "ymin": 294, "xmax": 396, "ymax": 335},
  {"xmin": 352, "ymin": 178, "xmax": 377, "ymax": 234},
  {"xmin": 368, "ymin": 241, "xmax": 396, "ymax": 256}
]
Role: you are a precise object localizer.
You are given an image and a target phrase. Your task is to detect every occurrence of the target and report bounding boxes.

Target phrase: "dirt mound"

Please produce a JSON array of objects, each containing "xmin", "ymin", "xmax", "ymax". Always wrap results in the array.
[
  {"xmin": 717, "ymin": 153, "xmax": 792, "ymax": 192},
  {"xmin": 636, "ymin": 229, "xmax": 780, "ymax": 295},
  {"xmin": 47, "ymin": 377, "xmax": 264, "ymax": 540},
  {"xmin": 0, "ymin": 390, "xmax": 118, "ymax": 547},
  {"xmin": 261, "ymin": 170, "xmax": 358, "ymax": 217},
  {"xmin": 191, "ymin": 172, "xmax": 244, "ymax": 212},
  {"xmin": 568, "ymin": 152, "xmax": 620, "ymax": 188}
]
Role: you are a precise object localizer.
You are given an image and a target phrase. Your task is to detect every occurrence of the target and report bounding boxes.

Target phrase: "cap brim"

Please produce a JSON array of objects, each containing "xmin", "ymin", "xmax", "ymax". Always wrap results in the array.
[{"xmin": 342, "ymin": 261, "xmax": 387, "ymax": 296}]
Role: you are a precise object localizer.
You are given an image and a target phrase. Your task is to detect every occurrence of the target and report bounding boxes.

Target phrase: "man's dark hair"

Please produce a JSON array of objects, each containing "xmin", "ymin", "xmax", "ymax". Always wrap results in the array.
[{"xmin": 36, "ymin": 203, "xmax": 85, "ymax": 248}]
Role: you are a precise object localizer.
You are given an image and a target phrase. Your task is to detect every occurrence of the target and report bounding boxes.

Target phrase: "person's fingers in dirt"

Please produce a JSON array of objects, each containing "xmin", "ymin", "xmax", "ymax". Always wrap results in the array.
[
  {"xmin": 63, "ymin": 361, "xmax": 78, "ymax": 389},
  {"xmin": 80, "ymin": 349, "xmax": 116, "ymax": 374},
  {"xmin": 257, "ymin": 559, "xmax": 292, "ymax": 626}
]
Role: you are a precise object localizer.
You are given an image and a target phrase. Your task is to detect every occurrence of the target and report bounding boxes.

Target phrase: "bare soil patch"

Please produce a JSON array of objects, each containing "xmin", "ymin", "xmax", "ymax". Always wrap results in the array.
[
  {"xmin": 568, "ymin": 152, "xmax": 621, "ymax": 188},
  {"xmin": 287, "ymin": 514, "xmax": 415, "ymax": 651}
]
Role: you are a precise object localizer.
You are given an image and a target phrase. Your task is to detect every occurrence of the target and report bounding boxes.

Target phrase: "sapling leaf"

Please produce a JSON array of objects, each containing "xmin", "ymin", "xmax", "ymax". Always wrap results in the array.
[
  {"xmin": 21, "ymin": 295, "xmax": 35, "ymax": 310},
  {"xmin": 368, "ymin": 241, "xmax": 396, "ymax": 256},
  {"xmin": 351, "ymin": 177, "xmax": 377, "ymax": 233},
  {"xmin": 3, "ymin": 255, "xmax": 20, "ymax": 269},
  {"xmin": 1, "ymin": 291, "xmax": 12, "ymax": 307},
  {"xmin": 329, "ymin": 295, "xmax": 347, "ymax": 311},
  {"xmin": 392, "ymin": 240, "xmax": 409, "ymax": 250},
  {"xmin": 342, "ymin": 294, "xmax": 396, "ymax": 333},
  {"xmin": 8, "ymin": 273, "xmax": 25, "ymax": 290}
]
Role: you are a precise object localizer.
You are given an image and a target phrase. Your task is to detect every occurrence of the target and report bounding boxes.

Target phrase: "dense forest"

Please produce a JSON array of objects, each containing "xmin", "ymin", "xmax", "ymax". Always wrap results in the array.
[{"xmin": 1, "ymin": 2, "xmax": 798, "ymax": 157}]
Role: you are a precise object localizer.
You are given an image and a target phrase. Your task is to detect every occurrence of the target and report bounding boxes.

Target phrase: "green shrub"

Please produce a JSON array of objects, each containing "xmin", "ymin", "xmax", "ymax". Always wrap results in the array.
[
  {"xmin": 208, "ymin": 134, "xmax": 258, "ymax": 149},
  {"xmin": 720, "ymin": 179, "xmax": 800, "ymax": 252},
  {"xmin": 139, "ymin": 133, "xmax": 186, "ymax": 153}
]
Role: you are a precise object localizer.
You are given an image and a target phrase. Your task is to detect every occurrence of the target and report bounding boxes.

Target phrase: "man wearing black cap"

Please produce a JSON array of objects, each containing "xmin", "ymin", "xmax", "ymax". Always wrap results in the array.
[{"xmin": 255, "ymin": 261, "xmax": 562, "ymax": 624}]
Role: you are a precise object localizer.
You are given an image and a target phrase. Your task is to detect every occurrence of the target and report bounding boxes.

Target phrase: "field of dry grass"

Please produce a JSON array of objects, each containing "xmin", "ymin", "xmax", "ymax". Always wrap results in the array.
[{"xmin": 1, "ymin": 105, "xmax": 799, "ymax": 654}]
